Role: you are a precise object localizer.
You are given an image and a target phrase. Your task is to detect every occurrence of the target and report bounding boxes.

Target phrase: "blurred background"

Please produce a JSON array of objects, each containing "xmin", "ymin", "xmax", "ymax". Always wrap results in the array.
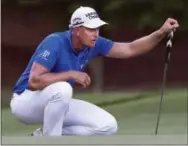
[{"xmin": 1, "ymin": 0, "xmax": 188, "ymax": 136}]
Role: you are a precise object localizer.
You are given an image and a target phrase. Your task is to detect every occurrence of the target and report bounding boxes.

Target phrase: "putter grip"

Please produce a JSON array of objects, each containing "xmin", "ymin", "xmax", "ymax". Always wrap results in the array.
[{"xmin": 165, "ymin": 31, "xmax": 174, "ymax": 63}]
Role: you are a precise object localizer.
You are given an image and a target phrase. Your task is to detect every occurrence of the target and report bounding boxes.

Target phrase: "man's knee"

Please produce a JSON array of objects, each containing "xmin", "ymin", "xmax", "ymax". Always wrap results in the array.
[
  {"xmin": 103, "ymin": 116, "xmax": 118, "ymax": 135},
  {"xmin": 45, "ymin": 82, "xmax": 73, "ymax": 104},
  {"xmin": 95, "ymin": 115, "xmax": 118, "ymax": 135}
]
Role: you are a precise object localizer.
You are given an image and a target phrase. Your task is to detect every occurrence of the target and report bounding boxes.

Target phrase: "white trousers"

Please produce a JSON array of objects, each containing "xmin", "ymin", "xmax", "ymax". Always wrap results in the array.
[{"xmin": 10, "ymin": 82, "xmax": 118, "ymax": 136}]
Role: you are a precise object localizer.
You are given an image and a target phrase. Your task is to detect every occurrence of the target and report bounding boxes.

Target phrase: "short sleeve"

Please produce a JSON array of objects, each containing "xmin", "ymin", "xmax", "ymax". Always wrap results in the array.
[
  {"xmin": 34, "ymin": 34, "xmax": 60, "ymax": 71},
  {"xmin": 94, "ymin": 36, "xmax": 114, "ymax": 56}
]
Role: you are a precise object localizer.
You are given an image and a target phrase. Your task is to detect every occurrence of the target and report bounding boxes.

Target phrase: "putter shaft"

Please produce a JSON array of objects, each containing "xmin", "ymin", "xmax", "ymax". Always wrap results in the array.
[
  {"xmin": 155, "ymin": 63, "xmax": 168, "ymax": 134},
  {"xmin": 155, "ymin": 31, "xmax": 174, "ymax": 135}
]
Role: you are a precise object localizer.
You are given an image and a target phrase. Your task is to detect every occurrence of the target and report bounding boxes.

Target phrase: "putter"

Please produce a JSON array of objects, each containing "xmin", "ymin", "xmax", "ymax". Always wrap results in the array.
[{"xmin": 155, "ymin": 30, "xmax": 174, "ymax": 135}]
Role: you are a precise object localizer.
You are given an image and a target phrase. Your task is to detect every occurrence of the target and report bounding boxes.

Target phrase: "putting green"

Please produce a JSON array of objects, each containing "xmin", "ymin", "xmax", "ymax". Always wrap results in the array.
[{"xmin": 1, "ymin": 88, "xmax": 187, "ymax": 136}]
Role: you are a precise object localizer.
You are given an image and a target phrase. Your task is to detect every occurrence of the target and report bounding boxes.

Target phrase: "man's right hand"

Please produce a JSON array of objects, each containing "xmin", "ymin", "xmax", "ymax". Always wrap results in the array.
[
  {"xmin": 69, "ymin": 71, "xmax": 91, "ymax": 88},
  {"xmin": 29, "ymin": 62, "xmax": 91, "ymax": 90}
]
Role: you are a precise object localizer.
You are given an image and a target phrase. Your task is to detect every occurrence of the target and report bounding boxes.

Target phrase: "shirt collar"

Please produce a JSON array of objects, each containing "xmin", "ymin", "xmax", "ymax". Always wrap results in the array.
[{"xmin": 67, "ymin": 30, "xmax": 88, "ymax": 55}]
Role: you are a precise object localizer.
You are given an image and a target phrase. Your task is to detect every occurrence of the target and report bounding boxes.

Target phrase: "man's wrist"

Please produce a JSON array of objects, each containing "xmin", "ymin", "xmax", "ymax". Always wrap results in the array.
[
  {"xmin": 67, "ymin": 71, "xmax": 76, "ymax": 80},
  {"xmin": 156, "ymin": 28, "xmax": 166, "ymax": 38}
]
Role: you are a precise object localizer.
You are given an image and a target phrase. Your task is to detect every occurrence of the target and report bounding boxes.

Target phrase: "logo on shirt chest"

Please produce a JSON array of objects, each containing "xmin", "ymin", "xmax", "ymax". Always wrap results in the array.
[{"xmin": 80, "ymin": 60, "xmax": 89, "ymax": 70}]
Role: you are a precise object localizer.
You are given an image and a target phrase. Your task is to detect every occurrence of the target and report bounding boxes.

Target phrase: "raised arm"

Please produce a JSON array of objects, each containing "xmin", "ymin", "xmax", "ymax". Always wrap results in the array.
[{"xmin": 106, "ymin": 18, "xmax": 179, "ymax": 59}]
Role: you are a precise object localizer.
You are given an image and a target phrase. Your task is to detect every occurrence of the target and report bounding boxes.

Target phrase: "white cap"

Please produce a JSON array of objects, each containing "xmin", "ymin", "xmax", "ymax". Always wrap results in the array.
[{"xmin": 69, "ymin": 6, "xmax": 108, "ymax": 29}]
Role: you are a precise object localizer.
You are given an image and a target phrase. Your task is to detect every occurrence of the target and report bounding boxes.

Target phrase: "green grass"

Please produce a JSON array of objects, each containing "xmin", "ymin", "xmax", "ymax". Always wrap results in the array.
[{"xmin": 1, "ymin": 88, "xmax": 187, "ymax": 136}]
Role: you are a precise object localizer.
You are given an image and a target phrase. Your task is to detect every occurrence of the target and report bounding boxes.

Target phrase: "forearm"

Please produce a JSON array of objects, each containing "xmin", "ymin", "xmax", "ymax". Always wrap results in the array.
[
  {"xmin": 130, "ymin": 29, "xmax": 166, "ymax": 57},
  {"xmin": 29, "ymin": 71, "xmax": 73, "ymax": 90},
  {"xmin": 107, "ymin": 18, "xmax": 178, "ymax": 59}
]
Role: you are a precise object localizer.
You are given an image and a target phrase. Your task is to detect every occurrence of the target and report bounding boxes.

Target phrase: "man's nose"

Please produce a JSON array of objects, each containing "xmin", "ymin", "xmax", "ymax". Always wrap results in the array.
[{"xmin": 93, "ymin": 29, "xmax": 99, "ymax": 37}]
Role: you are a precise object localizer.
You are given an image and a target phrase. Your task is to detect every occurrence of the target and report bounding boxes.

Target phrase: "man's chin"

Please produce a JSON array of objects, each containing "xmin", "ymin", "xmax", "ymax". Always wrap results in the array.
[{"xmin": 88, "ymin": 43, "xmax": 95, "ymax": 48}]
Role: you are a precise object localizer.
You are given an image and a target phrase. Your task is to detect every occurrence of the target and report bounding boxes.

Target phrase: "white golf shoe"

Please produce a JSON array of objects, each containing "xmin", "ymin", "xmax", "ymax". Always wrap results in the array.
[{"xmin": 29, "ymin": 128, "xmax": 43, "ymax": 136}]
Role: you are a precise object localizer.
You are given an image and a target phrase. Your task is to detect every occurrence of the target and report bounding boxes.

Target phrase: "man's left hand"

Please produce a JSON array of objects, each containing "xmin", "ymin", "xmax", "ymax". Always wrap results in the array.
[{"xmin": 159, "ymin": 18, "xmax": 179, "ymax": 35}]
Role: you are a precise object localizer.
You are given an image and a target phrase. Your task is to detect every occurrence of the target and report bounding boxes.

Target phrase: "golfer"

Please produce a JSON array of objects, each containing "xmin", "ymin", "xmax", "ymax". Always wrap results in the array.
[{"xmin": 10, "ymin": 6, "xmax": 179, "ymax": 136}]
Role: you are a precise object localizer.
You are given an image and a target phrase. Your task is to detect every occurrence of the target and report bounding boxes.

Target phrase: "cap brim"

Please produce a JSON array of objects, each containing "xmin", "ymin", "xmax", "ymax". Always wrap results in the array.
[{"xmin": 82, "ymin": 18, "xmax": 108, "ymax": 29}]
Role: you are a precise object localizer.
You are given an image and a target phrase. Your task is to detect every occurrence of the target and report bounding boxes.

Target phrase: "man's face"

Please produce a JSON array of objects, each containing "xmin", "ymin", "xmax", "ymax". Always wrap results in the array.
[{"xmin": 77, "ymin": 26, "xmax": 99, "ymax": 48}]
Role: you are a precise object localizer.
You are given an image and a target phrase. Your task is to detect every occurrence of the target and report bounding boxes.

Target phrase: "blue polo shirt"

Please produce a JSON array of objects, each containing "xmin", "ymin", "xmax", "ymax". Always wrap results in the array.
[{"xmin": 13, "ymin": 30, "xmax": 114, "ymax": 94}]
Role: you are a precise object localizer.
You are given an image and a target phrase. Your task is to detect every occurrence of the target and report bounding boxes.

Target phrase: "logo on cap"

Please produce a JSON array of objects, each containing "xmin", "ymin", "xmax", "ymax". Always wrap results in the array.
[
  {"xmin": 72, "ymin": 17, "xmax": 84, "ymax": 26},
  {"xmin": 85, "ymin": 12, "xmax": 99, "ymax": 20}
]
